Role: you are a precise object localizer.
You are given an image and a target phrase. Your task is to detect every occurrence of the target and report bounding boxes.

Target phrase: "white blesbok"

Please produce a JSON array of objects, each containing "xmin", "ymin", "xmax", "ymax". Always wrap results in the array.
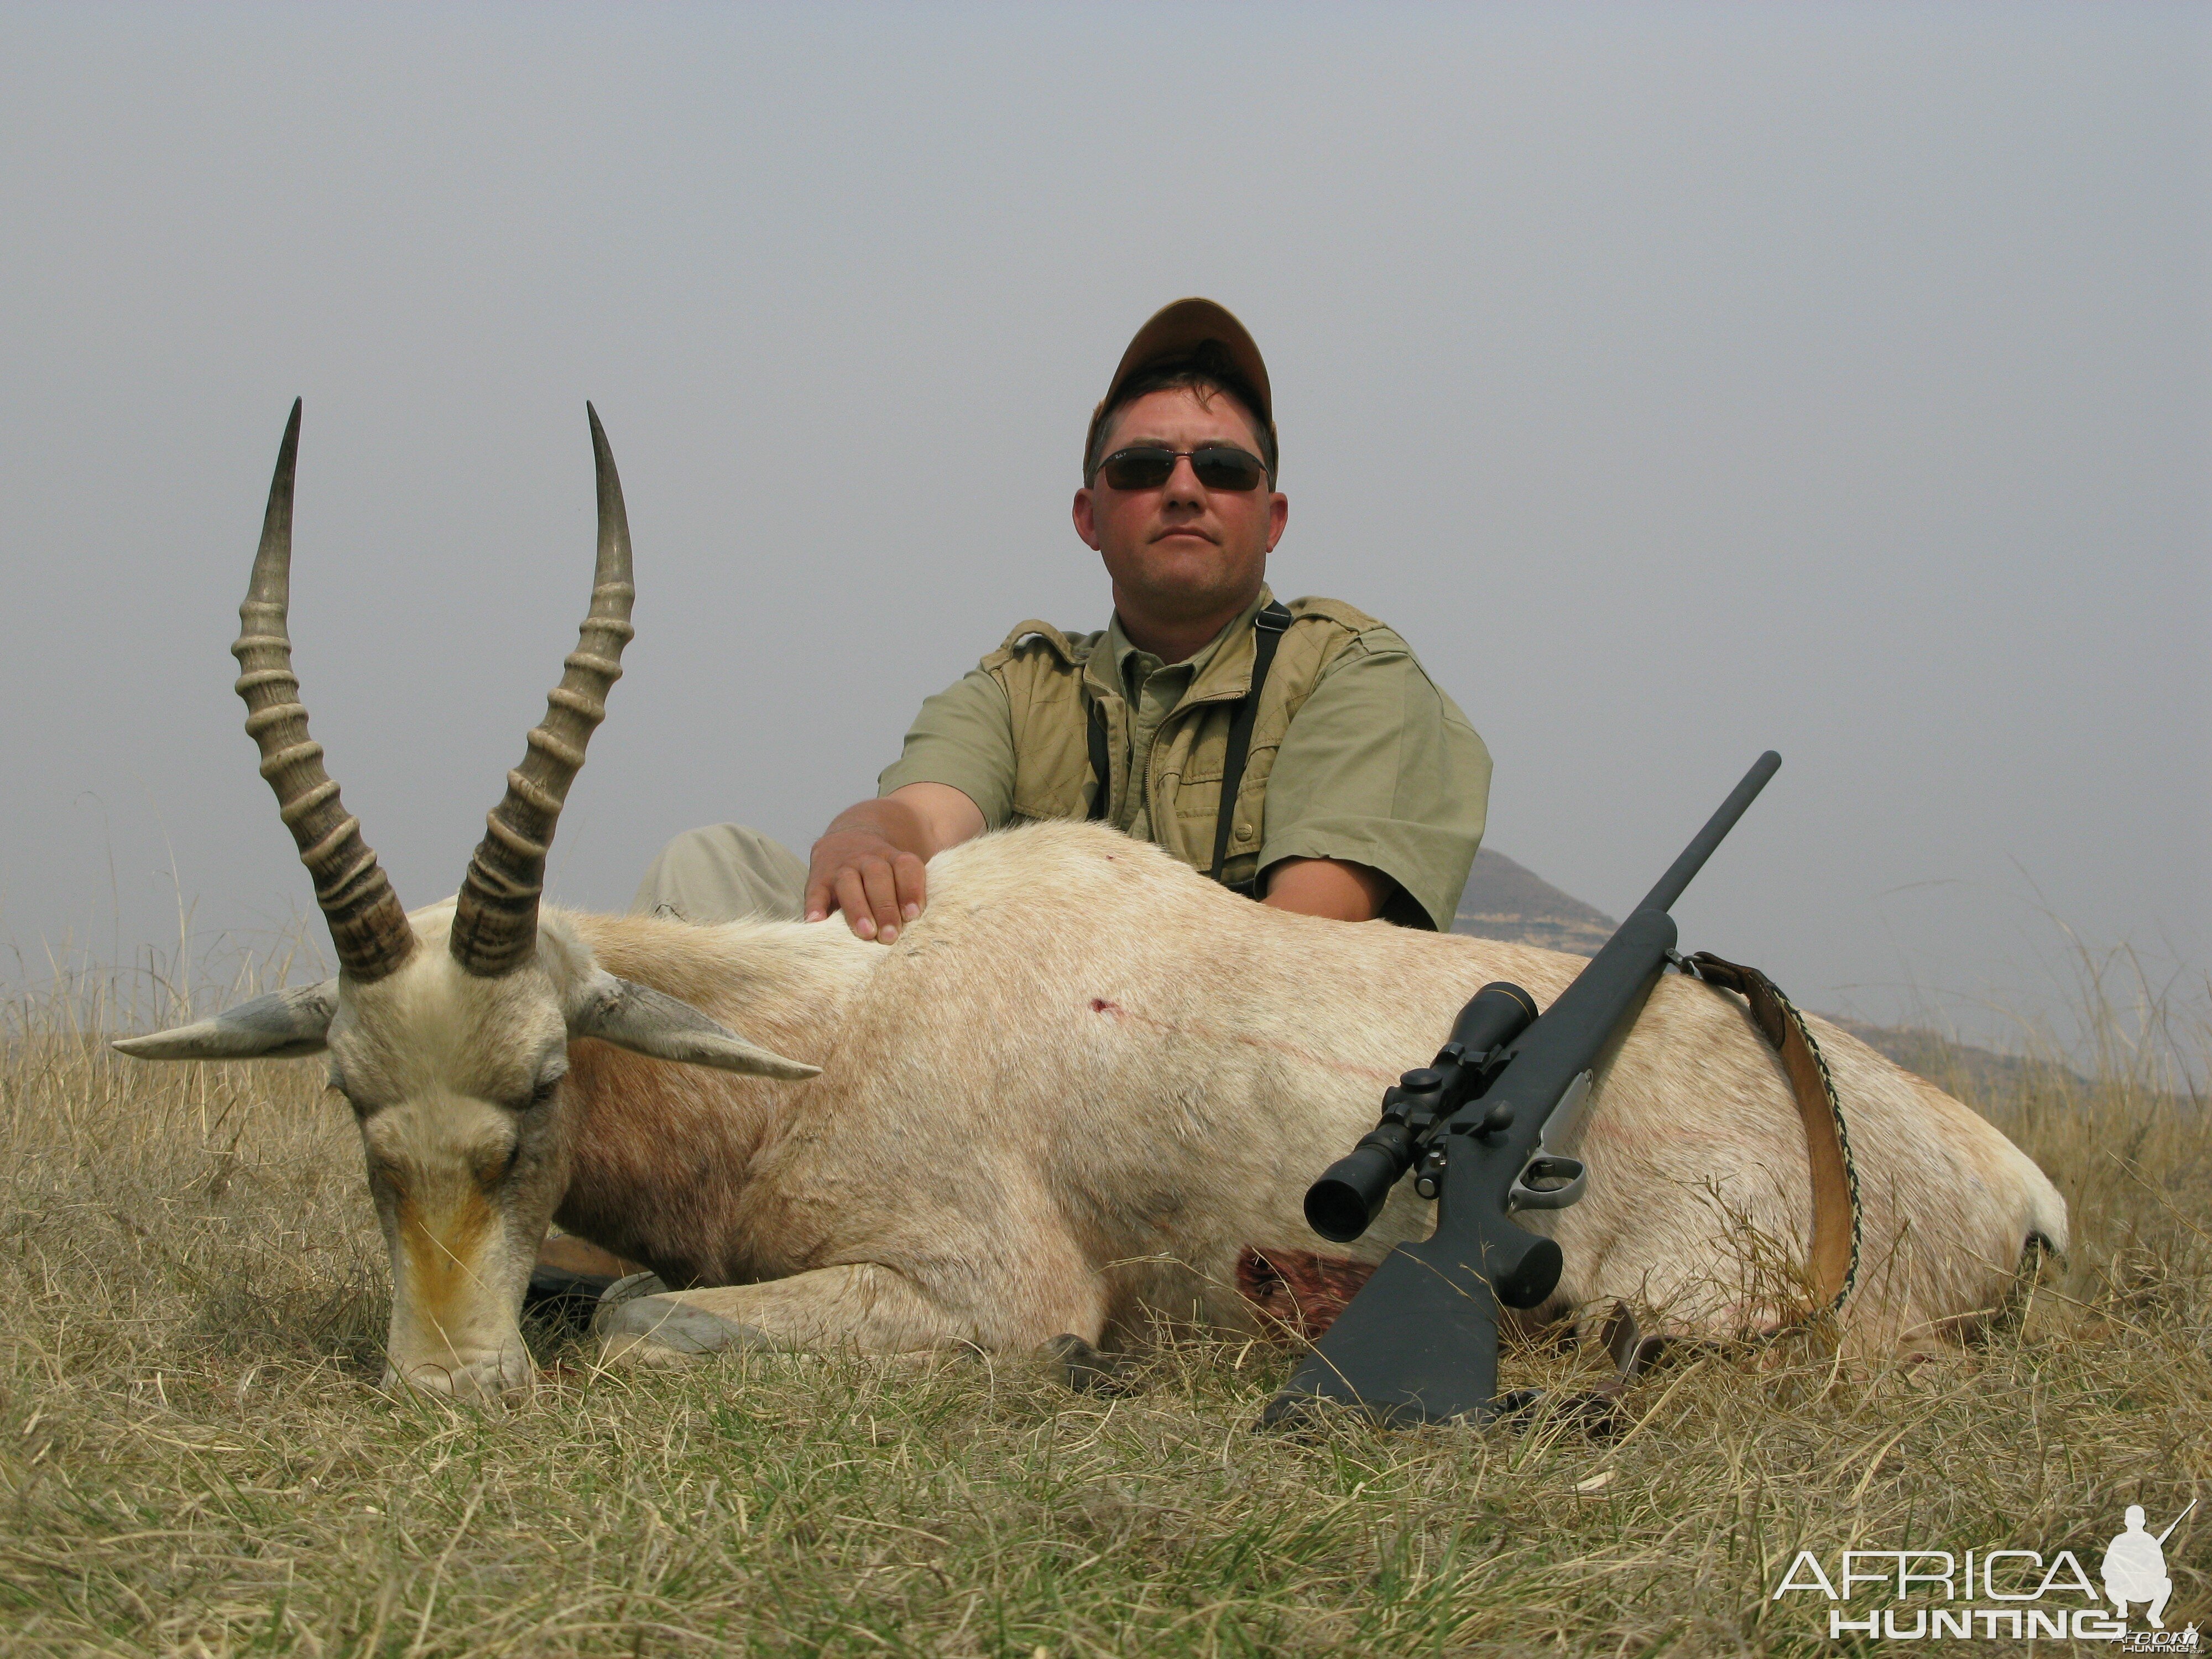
[{"xmin": 121, "ymin": 407, "xmax": 2067, "ymax": 1401}]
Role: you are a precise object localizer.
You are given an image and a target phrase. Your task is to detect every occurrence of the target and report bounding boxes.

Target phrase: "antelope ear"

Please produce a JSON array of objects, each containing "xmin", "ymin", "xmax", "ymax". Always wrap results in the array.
[
  {"xmin": 568, "ymin": 976, "xmax": 820, "ymax": 1081},
  {"xmin": 112, "ymin": 981, "xmax": 338, "ymax": 1061}
]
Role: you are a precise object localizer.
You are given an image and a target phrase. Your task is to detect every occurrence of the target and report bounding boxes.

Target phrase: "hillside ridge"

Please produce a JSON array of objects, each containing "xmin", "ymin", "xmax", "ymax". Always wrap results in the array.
[{"xmin": 1451, "ymin": 848, "xmax": 2062, "ymax": 1092}]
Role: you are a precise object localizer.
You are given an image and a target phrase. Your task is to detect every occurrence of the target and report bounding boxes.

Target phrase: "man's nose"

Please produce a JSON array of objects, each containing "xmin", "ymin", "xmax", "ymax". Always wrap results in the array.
[{"xmin": 1162, "ymin": 453, "xmax": 1206, "ymax": 505}]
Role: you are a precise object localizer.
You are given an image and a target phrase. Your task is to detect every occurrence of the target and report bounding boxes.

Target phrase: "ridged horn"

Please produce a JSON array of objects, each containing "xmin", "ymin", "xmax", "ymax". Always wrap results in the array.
[
  {"xmin": 232, "ymin": 400, "xmax": 418, "ymax": 983},
  {"xmin": 448, "ymin": 404, "xmax": 637, "ymax": 978}
]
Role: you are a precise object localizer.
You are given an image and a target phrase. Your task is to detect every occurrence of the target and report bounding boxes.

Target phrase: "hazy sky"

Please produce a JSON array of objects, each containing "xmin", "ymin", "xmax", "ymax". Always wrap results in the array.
[{"xmin": 4, "ymin": 3, "xmax": 2206, "ymax": 1047}]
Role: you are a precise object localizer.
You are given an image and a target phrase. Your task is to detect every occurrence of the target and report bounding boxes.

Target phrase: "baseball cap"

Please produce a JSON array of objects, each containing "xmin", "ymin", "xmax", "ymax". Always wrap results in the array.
[{"xmin": 1084, "ymin": 298, "xmax": 1277, "ymax": 482}]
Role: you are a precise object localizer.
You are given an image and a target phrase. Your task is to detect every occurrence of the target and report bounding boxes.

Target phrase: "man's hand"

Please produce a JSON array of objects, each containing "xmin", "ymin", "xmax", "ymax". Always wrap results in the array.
[
  {"xmin": 806, "ymin": 782, "xmax": 985, "ymax": 943},
  {"xmin": 1262, "ymin": 856, "xmax": 1395, "ymax": 922}
]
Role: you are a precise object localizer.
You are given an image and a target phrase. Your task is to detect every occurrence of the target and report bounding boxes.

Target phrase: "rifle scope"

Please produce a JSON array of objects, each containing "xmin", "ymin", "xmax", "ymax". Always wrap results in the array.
[{"xmin": 1303, "ymin": 980, "xmax": 1539, "ymax": 1243}]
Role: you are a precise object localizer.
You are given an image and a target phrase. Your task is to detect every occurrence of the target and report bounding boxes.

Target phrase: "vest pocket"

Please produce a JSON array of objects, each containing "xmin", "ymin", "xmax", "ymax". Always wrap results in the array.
[{"xmin": 1006, "ymin": 679, "xmax": 1095, "ymax": 821}]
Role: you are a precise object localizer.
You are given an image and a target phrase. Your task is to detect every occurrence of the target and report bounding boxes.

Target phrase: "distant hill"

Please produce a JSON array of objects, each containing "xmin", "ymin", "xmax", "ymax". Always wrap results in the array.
[
  {"xmin": 1815, "ymin": 1015, "xmax": 2083, "ymax": 1098},
  {"xmin": 1451, "ymin": 850, "xmax": 2069, "ymax": 1094},
  {"xmin": 1450, "ymin": 848, "xmax": 1618, "ymax": 956}
]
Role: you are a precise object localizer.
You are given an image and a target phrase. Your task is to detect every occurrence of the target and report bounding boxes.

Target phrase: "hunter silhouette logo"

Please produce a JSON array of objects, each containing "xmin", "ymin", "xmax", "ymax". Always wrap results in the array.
[
  {"xmin": 2105, "ymin": 1503, "xmax": 2191, "ymax": 1630},
  {"xmin": 1772, "ymin": 1500, "xmax": 2198, "ymax": 1644}
]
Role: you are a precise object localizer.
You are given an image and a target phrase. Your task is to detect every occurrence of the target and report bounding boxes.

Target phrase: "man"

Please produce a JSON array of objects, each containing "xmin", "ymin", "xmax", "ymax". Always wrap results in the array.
[
  {"xmin": 2102, "ymin": 1505, "xmax": 2176, "ymax": 1629},
  {"xmin": 531, "ymin": 300, "xmax": 1494, "ymax": 1309},
  {"xmin": 637, "ymin": 298, "xmax": 1491, "ymax": 936}
]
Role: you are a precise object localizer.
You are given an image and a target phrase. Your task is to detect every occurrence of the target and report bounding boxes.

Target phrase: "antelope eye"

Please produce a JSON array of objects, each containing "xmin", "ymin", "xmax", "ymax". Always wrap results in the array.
[{"xmin": 526, "ymin": 1072, "xmax": 565, "ymax": 1108}]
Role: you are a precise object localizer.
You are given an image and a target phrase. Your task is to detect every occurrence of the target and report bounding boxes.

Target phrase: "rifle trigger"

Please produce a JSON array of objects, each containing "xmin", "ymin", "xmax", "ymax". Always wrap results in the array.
[{"xmin": 1508, "ymin": 1155, "xmax": 1588, "ymax": 1213}]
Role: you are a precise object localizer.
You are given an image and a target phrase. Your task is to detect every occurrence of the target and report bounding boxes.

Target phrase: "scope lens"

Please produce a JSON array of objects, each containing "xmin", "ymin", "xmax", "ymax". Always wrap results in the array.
[
  {"xmin": 1305, "ymin": 1180, "xmax": 1368, "ymax": 1243},
  {"xmin": 1304, "ymin": 1145, "xmax": 1405, "ymax": 1243}
]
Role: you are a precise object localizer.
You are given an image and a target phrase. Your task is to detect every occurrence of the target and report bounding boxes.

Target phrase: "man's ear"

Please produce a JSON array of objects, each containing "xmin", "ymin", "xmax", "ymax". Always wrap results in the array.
[
  {"xmin": 568, "ymin": 975, "xmax": 821, "ymax": 1081},
  {"xmin": 112, "ymin": 981, "xmax": 338, "ymax": 1061},
  {"xmin": 1072, "ymin": 485, "xmax": 1105, "ymax": 550}
]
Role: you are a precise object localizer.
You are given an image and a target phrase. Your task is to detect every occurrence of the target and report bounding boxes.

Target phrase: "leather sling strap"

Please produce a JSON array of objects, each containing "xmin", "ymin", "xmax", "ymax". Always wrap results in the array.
[
  {"xmin": 1209, "ymin": 601, "xmax": 1292, "ymax": 893},
  {"xmin": 1682, "ymin": 951, "xmax": 1862, "ymax": 1314},
  {"xmin": 1457, "ymin": 951, "xmax": 1863, "ymax": 1415}
]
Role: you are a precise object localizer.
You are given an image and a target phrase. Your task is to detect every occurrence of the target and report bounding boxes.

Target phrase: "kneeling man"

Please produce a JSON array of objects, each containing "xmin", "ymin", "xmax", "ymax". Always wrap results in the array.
[
  {"xmin": 640, "ymin": 298, "xmax": 1493, "ymax": 936},
  {"xmin": 2103, "ymin": 1505, "xmax": 2175, "ymax": 1628}
]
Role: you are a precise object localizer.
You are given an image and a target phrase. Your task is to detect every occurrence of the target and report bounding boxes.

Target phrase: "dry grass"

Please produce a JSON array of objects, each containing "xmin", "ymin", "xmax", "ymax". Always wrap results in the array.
[{"xmin": 1, "ymin": 966, "xmax": 2205, "ymax": 1656}]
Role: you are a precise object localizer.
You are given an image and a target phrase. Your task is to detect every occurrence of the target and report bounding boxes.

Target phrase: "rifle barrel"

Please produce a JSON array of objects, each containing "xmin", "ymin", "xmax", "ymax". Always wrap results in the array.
[
  {"xmin": 1635, "ymin": 751, "xmax": 1781, "ymax": 916},
  {"xmin": 2156, "ymin": 1499, "xmax": 2198, "ymax": 1546}
]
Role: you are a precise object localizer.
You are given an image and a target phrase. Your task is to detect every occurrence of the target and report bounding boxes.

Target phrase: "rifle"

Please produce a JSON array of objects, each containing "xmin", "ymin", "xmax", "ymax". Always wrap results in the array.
[
  {"xmin": 1262, "ymin": 751, "xmax": 1782, "ymax": 1427},
  {"xmin": 2156, "ymin": 1501, "xmax": 2198, "ymax": 1548}
]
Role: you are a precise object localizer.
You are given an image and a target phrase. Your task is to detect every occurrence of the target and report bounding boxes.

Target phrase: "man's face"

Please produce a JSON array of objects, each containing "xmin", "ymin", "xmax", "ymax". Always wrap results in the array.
[{"xmin": 1072, "ymin": 386, "xmax": 1288, "ymax": 625}]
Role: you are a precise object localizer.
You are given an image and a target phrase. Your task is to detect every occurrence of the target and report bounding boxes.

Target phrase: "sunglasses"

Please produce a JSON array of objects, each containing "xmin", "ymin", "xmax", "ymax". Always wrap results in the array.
[{"xmin": 1095, "ymin": 444, "xmax": 1271, "ymax": 493}]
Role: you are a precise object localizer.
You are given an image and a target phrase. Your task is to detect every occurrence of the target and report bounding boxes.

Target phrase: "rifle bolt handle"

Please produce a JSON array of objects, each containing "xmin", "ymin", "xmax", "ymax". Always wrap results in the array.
[{"xmin": 1478, "ymin": 1102, "xmax": 1515, "ymax": 1135}]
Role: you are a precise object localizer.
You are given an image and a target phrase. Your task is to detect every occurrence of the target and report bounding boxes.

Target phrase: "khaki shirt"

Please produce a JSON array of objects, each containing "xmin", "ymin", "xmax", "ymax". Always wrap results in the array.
[{"xmin": 878, "ymin": 589, "xmax": 1491, "ymax": 930}]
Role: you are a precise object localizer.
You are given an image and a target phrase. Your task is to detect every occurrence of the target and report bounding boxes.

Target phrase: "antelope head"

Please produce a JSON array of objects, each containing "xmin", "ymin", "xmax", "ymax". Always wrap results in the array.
[{"xmin": 117, "ymin": 404, "xmax": 815, "ymax": 1399}]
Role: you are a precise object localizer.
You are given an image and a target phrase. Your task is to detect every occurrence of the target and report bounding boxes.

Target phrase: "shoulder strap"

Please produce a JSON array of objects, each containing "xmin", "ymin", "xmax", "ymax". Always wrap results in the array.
[
  {"xmin": 1086, "ymin": 699, "xmax": 1110, "ymax": 821},
  {"xmin": 1684, "ymin": 951, "xmax": 1862, "ymax": 1316},
  {"xmin": 1279, "ymin": 594, "xmax": 1384, "ymax": 634},
  {"xmin": 989, "ymin": 618, "xmax": 1087, "ymax": 662},
  {"xmin": 1210, "ymin": 601, "xmax": 1293, "ymax": 888}
]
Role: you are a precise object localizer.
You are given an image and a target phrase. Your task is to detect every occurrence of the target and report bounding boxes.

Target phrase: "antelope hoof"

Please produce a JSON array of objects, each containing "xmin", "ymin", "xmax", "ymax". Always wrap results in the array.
[
  {"xmin": 594, "ymin": 1293, "xmax": 776, "ymax": 1366},
  {"xmin": 1041, "ymin": 1333, "xmax": 1130, "ymax": 1396}
]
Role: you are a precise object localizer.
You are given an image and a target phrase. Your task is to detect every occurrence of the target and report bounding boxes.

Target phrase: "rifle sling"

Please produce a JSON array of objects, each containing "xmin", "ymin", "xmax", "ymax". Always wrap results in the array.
[
  {"xmin": 1682, "ymin": 951, "xmax": 1862, "ymax": 1315},
  {"xmin": 1488, "ymin": 949, "xmax": 1864, "ymax": 1418}
]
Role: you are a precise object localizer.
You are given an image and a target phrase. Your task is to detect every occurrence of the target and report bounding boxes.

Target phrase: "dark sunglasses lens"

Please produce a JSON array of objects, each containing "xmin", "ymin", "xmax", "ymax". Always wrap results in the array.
[
  {"xmin": 1192, "ymin": 447, "xmax": 1266, "ymax": 491},
  {"xmin": 1102, "ymin": 447, "xmax": 1175, "ymax": 490}
]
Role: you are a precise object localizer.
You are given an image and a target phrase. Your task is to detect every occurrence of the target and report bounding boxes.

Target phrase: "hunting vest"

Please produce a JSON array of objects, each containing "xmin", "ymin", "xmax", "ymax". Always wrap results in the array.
[{"xmin": 979, "ymin": 591, "xmax": 1382, "ymax": 894}]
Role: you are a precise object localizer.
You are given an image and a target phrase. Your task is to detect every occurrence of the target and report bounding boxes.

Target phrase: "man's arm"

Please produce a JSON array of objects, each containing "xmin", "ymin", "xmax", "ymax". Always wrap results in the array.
[
  {"xmin": 819, "ymin": 791, "xmax": 1385, "ymax": 932},
  {"xmin": 1254, "ymin": 627, "xmax": 1491, "ymax": 931},
  {"xmin": 1263, "ymin": 855, "xmax": 1395, "ymax": 921},
  {"xmin": 815, "ymin": 661, "xmax": 1016, "ymax": 942},
  {"xmin": 805, "ymin": 782, "xmax": 985, "ymax": 943}
]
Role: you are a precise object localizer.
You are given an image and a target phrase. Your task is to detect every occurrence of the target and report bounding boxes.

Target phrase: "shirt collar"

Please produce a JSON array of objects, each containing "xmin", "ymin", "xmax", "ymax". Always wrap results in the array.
[{"xmin": 1102, "ymin": 586, "xmax": 1275, "ymax": 704}]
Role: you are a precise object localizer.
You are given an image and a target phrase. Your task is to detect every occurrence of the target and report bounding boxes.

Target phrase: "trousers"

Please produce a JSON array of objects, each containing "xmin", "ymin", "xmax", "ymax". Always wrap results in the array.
[{"xmin": 630, "ymin": 823, "xmax": 809, "ymax": 924}]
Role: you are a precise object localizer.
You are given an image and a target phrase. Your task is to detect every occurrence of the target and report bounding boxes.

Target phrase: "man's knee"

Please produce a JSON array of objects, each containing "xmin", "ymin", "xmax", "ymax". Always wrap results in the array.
[{"xmin": 632, "ymin": 823, "xmax": 807, "ymax": 924}]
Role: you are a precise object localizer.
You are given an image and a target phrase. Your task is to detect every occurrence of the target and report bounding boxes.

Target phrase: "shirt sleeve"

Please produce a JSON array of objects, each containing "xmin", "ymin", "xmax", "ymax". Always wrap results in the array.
[
  {"xmin": 1255, "ymin": 628, "xmax": 1491, "ymax": 931},
  {"xmin": 875, "ymin": 666, "xmax": 1020, "ymax": 828}
]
